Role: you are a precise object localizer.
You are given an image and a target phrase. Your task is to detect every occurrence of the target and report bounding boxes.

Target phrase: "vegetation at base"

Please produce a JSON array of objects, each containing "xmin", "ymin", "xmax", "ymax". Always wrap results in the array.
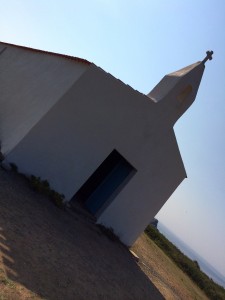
[
  {"xmin": 7, "ymin": 162, "xmax": 65, "ymax": 208},
  {"xmin": 9, "ymin": 162, "xmax": 18, "ymax": 173},
  {"xmin": 145, "ymin": 225, "xmax": 225, "ymax": 300},
  {"xmin": 97, "ymin": 224, "xmax": 122, "ymax": 243},
  {"xmin": 30, "ymin": 175, "xmax": 65, "ymax": 208}
]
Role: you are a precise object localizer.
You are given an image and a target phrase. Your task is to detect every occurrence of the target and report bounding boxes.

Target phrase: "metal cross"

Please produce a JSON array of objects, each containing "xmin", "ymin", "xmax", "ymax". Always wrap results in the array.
[{"xmin": 202, "ymin": 50, "xmax": 213, "ymax": 64}]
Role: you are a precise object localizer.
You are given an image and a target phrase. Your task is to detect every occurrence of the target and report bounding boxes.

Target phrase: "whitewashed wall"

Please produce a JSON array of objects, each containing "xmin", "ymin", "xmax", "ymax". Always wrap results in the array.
[
  {"xmin": 0, "ymin": 43, "xmax": 89, "ymax": 154},
  {"xmin": 4, "ymin": 53, "xmax": 205, "ymax": 245},
  {"xmin": 6, "ymin": 65, "xmax": 187, "ymax": 245}
]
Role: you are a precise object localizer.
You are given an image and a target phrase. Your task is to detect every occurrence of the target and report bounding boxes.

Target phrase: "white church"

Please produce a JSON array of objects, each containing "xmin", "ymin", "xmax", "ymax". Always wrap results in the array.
[{"xmin": 0, "ymin": 42, "xmax": 212, "ymax": 246}]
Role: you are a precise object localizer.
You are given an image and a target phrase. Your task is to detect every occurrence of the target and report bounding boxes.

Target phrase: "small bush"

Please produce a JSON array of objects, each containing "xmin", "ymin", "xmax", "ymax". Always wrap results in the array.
[
  {"xmin": 194, "ymin": 260, "xmax": 200, "ymax": 270},
  {"xmin": 97, "ymin": 224, "xmax": 121, "ymax": 243},
  {"xmin": 10, "ymin": 163, "xmax": 18, "ymax": 173},
  {"xmin": 29, "ymin": 175, "xmax": 65, "ymax": 208},
  {"xmin": 0, "ymin": 152, "xmax": 4, "ymax": 162},
  {"xmin": 50, "ymin": 190, "xmax": 65, "ymax": 208}
]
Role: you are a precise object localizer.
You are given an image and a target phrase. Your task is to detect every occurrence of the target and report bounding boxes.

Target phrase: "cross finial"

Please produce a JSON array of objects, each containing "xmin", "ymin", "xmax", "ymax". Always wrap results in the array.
[{"xmin": 202, "ymin": 50, "xmax": 213, "ymax": 64}]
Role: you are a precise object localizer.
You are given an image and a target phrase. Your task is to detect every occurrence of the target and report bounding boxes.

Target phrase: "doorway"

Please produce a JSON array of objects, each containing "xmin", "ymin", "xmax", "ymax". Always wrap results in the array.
[{"xmin": 72, "ymin": 150, "xmax": 136, "ymax": 217}]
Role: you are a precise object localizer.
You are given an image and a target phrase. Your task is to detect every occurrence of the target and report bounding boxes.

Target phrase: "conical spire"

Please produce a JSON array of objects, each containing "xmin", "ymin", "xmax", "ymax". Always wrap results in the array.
[{"xmin": 147, "ymin": 52, "xmax": 212, "ymax": 126}]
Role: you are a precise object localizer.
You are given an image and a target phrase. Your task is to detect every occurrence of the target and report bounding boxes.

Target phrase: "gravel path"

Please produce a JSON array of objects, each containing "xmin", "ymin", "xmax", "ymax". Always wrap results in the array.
[{"xmin": 0, "ymin": 166, "xmax": 163, "ymax": 300}]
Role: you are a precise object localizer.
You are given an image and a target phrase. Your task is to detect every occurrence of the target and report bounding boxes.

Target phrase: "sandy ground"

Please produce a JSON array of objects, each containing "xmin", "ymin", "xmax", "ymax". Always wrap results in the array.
[{"xmin": 0, "ymin": 167, "xmax": 164, "ymax": 300}]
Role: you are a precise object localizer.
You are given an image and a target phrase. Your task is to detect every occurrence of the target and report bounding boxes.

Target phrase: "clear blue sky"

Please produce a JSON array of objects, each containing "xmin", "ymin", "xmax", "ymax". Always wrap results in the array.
[{"xmin": 1, "ymin": 0, "xmax": 225, "ymax": 277}]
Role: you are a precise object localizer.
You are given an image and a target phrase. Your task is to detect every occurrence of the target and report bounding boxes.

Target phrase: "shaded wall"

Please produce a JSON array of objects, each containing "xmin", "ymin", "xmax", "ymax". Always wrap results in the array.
[{"xmin": 0, "ymin": 43, "xmax": 88, "ymax": 154}]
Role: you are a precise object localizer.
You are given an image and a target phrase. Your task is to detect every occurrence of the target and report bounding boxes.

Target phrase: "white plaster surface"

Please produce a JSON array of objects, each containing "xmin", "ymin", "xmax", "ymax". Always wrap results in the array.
[
  {"xmin": 2, "ymin": 44, "xmax": 205, "ymax": 245},
  {"xmin": 0, "ymin": 43, "xmax": 89, "ymax": 154}
]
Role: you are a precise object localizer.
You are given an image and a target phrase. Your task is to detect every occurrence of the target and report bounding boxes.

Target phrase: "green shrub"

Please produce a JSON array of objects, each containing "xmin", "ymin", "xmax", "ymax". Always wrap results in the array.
[
  {"xmin": 0, "ymin": 151, "xmax": 4, "ymax": 162},
  {"xmin": 10, "ymin": 163, "xmax": 18, "ymax": 173},
  {"xmin": 50, "ymin": 190, "xmax": 65, "ymax": 208},
  {"xmin": 29, "ymin": 175, "xmax": 65, "ymax": 208},
  {"xmin": 97, "ymin": 224, "xmax": 122, "ymax": 243}
]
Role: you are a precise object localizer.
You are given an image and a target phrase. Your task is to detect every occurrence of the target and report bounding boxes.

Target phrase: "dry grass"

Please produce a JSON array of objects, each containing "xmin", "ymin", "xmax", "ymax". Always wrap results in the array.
[{"xmin": 131, "ymin": 233, "xmax": 209, "ymax": 300}]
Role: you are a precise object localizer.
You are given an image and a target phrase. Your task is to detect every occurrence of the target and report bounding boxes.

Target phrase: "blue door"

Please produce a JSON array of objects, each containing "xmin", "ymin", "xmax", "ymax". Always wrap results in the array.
[{"xmin": 85, "ymin": 160, "xmax": 133, "ymax": 215}]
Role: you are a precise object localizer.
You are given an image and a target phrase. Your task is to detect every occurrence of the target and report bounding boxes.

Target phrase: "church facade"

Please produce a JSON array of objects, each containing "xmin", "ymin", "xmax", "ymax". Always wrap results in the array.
[{"xmin": 0, "ymin": 42, "xmax": 209, "ymax": 245}]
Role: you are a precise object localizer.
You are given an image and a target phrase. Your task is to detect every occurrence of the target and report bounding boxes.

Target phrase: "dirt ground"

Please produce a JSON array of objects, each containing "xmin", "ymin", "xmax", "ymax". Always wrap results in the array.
[{"xmin": 0, "ymin": 166, "xmax": 164, "ymax": 300}]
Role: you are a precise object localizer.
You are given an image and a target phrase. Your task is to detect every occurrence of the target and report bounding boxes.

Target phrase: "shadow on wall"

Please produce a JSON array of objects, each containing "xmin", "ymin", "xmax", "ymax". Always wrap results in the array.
[{"xmin": 0, "ymin": 167, "xmax": 163, "ymax": 300}]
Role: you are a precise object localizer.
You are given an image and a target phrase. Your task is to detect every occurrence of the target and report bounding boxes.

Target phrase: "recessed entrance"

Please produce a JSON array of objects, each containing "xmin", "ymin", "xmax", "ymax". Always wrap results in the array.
[{"xmin": 71, "ymin": 150, "xmax": 136, "ymax": 217}]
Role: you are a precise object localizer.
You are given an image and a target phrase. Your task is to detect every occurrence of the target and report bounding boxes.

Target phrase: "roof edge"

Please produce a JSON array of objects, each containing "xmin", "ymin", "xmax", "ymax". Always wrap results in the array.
[{"xmin": 0, "ymin": 41, "xmax": 92, "ymax": 65}]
